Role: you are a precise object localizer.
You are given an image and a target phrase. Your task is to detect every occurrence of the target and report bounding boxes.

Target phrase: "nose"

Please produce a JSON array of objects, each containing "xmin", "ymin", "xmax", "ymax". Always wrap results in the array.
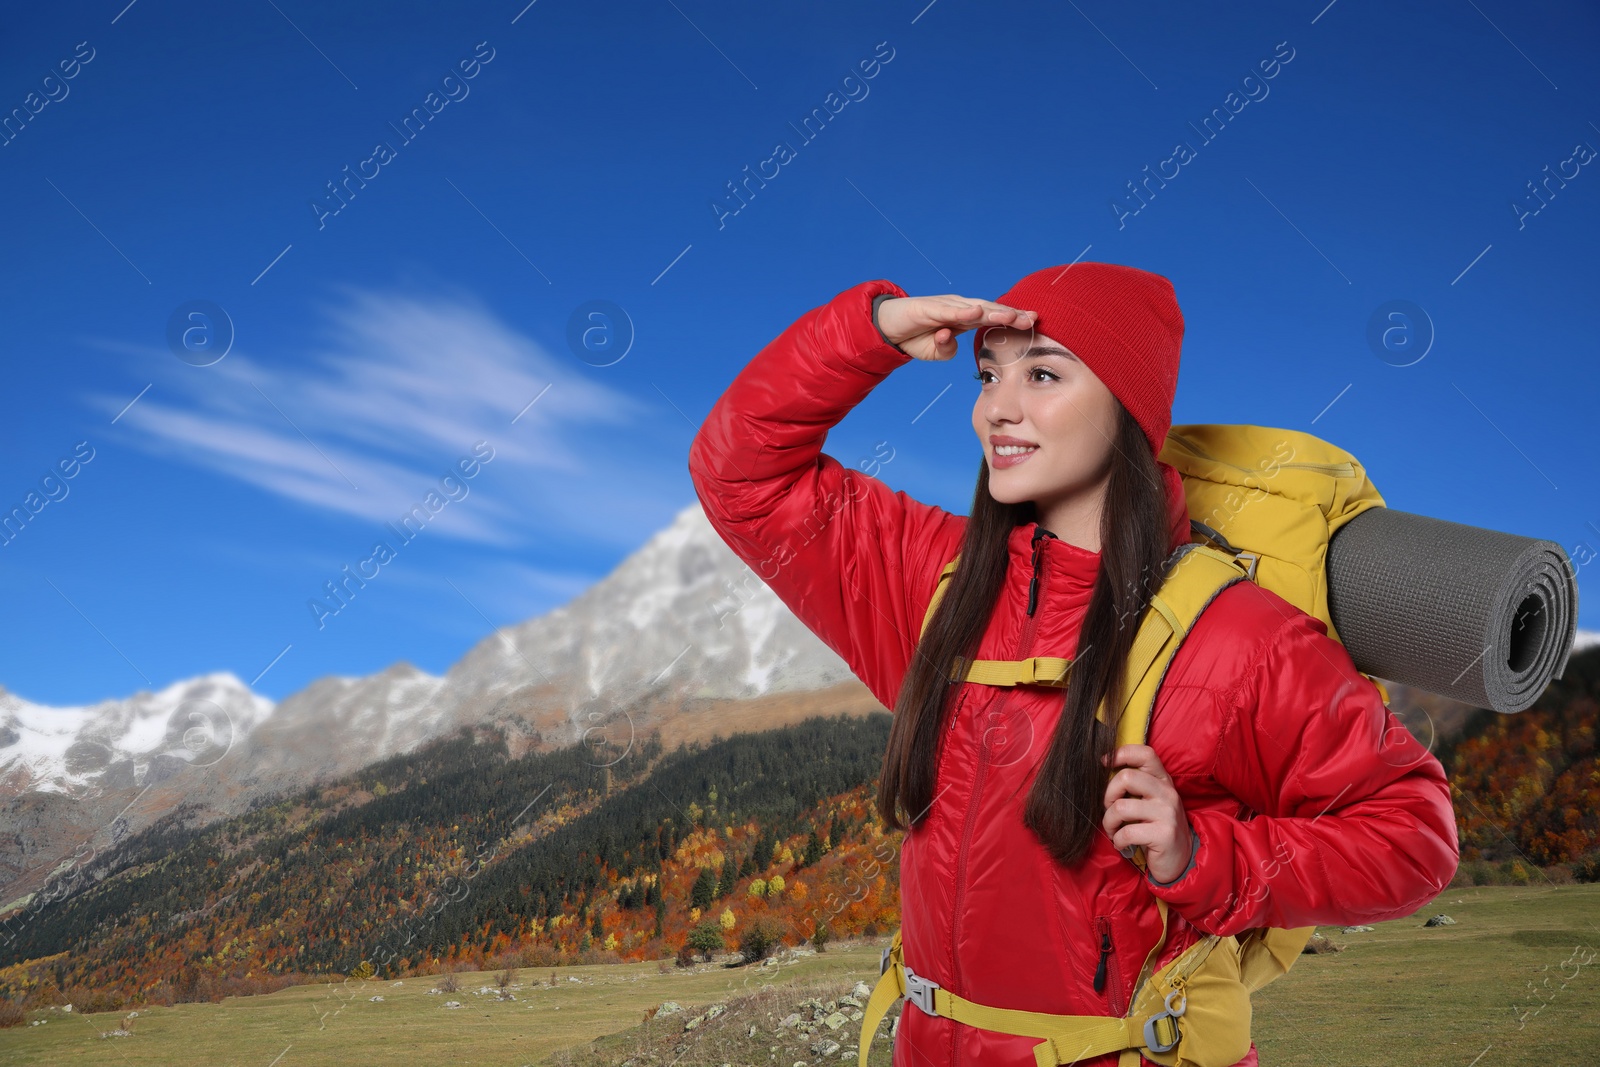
[{"xmin": 981, "ymin": 364, "xmax": 1024, "ymax": 427}]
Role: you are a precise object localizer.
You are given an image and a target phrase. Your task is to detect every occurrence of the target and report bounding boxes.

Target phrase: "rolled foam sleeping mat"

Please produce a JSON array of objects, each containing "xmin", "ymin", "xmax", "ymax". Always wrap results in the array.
[{"xmin": 1326, "ymin": 507, "xmax": 1578, "ymax": 714}]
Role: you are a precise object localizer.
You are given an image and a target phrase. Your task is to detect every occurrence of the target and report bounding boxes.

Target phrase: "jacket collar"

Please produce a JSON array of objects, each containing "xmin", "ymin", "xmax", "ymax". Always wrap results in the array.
[{"xmin": 1004, "ymin": 460, "xmax": 1192, "ymax": 593}]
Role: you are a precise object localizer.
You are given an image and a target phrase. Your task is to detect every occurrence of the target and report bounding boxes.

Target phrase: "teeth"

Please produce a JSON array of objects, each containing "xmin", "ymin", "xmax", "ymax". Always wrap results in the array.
[{"xmin": 995, "ymin": 445, "xmax": 1038, "ymax": 456}]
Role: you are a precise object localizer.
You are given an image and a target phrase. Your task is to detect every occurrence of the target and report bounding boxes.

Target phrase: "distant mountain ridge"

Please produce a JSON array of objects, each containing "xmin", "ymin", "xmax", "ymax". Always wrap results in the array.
[{"xmin": 0, "ymin": 502, "xmax": 871, "ymax": 904}]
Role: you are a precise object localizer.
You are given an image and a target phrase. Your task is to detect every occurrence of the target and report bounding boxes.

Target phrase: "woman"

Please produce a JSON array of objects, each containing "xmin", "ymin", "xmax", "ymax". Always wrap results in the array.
[{"xmin": 686, "ymin": 263, "xmax": 1459, "ymax": 1067}]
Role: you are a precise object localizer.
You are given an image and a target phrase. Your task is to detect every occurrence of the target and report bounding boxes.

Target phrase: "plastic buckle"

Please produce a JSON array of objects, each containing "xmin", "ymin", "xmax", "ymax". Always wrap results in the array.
[
  {"xmin": 1234, "ymin": 551, "xmax": 1259, "ymax": 581},
  {"xmin": 902, "ymin": 967, "xmax": 941, "ymax": 1018},
  {"xmin": 1142, "ymin": 987, "xmax": 1187, "ymax": 1054},
  {"xmin": 880, "ymin": 945, "xmax": 892, "ymax": 978}
]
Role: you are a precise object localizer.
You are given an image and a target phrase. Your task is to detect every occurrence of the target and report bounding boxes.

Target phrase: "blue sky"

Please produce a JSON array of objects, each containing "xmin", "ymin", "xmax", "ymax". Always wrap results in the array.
[{"xmin": 1, "ymin": 0, "xmax": 1596, "ymax": 707}]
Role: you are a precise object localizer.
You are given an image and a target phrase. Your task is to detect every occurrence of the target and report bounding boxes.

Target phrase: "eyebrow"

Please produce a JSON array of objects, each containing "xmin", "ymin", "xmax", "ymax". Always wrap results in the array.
[{"xmin": 976, "ymin": 344, "xmax": 1079, "ymax": 362}]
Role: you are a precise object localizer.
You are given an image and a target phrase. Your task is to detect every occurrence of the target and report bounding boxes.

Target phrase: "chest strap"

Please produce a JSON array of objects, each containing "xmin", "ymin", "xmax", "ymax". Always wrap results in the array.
[
  {"xmin": 952, "ymin": 655, "xmax": 1073, "ymax": 687},
  {"xmin": 860, "ymin": 897, "xmax": 1201, "ymax": 1067}
]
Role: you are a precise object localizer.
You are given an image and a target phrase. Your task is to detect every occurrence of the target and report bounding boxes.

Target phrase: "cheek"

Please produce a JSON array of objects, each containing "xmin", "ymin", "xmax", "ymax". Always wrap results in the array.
[{"xmin": 1029, "ymin": 387, "xmax": 1117, "ymax": 476}]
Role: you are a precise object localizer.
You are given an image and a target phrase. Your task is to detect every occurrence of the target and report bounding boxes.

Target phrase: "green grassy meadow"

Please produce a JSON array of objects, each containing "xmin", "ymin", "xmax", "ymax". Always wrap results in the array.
[{"xmin": 3, "ymin": 884, "xmax": 1596, "ymax": 1067}]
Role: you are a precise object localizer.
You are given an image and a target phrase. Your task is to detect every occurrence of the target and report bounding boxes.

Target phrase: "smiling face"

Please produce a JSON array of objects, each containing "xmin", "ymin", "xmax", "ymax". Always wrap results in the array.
[{"xmin": 972, "ymin": 324, "xmax": 1122, "ymax": 540}]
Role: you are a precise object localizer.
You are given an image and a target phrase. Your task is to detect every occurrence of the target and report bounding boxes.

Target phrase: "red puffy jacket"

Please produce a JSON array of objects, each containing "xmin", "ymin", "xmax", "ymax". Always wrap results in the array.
[{"xmin": 687, "ymin": 279, "xmax": 1460, "ymax": 1067}]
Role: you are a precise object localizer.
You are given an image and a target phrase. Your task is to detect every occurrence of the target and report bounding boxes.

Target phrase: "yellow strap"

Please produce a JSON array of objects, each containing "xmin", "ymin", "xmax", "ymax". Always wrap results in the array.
[
  {"xmin": 920, "ymin": 557, "xmax": 961, "ymax": 638},
  {"xmin": 954, "ymin": 656, "xmax": 1074, "ymax": 687},
  {"xmin": 859, "ymin": 931, "xmax": 906, "ymax": 1067},
  {"xmin": 860, "ymin": 902, "xmax": 1188, "ymax": 1067}
]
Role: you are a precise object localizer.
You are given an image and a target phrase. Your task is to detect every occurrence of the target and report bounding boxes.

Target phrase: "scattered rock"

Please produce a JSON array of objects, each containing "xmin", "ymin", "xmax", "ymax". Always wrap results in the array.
[
  {"xmin": 851, "ymin": 981, "xmax": 872, "ymax": 999},
  {"xmin": 684, "ymin": 1014, "xmax": 705, "ymax": 1031},
  {"xmin": 811, "ymin": 1038, "xmax": 841, "ymax": 1056},
  {"xmin": 839, "ymin": 994, "xmax": 862, "ymax": 1008},
  {"xmin": 779, "ymin": 1012, "xmax": 802, "ymax": 1028},
  {"xmin": 100, "ymin": 1028, "xmax": 133, "ymax": 1038},
  {"xmin": 656, "ymin": 1001, "xmax": 684, "ymax": 1015},
  {"xmin": 443, "ymin": 1001, "xmax": 462, "ymax": 1009},
  {"xmin": 848, "ymin": 1009, "xmax": 864, "ymax": 1022},
  {"xmin": 369, "ymin": 995, "xmax": 385, "ymax": 1002},
  {"xmin": 706, "ymin": 1003, "xmax": 726, "ymax": 1020},
  {"xmin": 824, "ymin": 1011, "xmax": 847, "ymax": 1030},
  {"xmin": 1302, "ymin": 933, "xmax": 1343, "ymax": 954},
  {"xmin": 1423, "ymin": 914, "xmax": 1457, "ymax": 927},
  {"xmin": 1341, "ymin": 925, "xmax": 1374, "ymax": 934}
]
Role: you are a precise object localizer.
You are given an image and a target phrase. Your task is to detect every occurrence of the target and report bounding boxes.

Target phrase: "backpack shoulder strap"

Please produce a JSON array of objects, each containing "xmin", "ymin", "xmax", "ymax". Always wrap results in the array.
[
  {"xmin": 919, "ymin": 555, "xmax": 960, "ymax": 641},
  {"xmin": 1116, "ymin": 543, "xmax": 1318, "ymax": 996},
  {"xmin": 1107, "ymin": 542, "xmax": 1252, "ymax": 748}
]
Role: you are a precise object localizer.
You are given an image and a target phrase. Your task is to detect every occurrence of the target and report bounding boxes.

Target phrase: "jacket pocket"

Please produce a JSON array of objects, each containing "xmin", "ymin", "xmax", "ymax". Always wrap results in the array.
[
  {"xmin": 932, "ymin": 686, "xmax": 972, "ymax": 805},
  {"xmin": 1092, "ymin": 915, "xmax": 1127, "ymax": 1016}
]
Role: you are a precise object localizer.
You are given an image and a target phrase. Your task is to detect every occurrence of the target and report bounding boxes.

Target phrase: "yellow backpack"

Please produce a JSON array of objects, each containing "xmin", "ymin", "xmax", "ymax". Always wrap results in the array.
[{"xmin": 859, "ymin": 424, "xmax": 1389, "ymax": 1067}]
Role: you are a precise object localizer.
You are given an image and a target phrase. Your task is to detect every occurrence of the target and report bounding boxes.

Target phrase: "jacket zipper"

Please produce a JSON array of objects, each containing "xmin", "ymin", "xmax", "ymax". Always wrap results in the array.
[
  {"xmin": 1092, "ymin": 916, "xmax": 1127, "ymax": 1015},
  {"xmin": 949, "ymin": 524, "xmax": 1053, "ymax": 1067}
]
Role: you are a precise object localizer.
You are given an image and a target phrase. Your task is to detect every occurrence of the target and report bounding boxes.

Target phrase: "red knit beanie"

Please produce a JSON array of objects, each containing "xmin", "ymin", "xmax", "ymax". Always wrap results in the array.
[{"xmin": 973, "ymin": 262, "xmax": 1183, "ymax": 458}]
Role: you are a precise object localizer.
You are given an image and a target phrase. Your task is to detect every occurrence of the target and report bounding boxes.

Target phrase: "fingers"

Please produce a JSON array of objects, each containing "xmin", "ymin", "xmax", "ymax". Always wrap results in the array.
[
  {"xmin": 1102, "ymin": 744, "xmax": 1169, "ymax": 783},
  {"xmin": 1102, "ymin": 796, "xmax": 1162, "ymax": 837},
  {"xmin": 916, "ymin": 296, "xmax": 1035, "ymax": 334},
  {"xmin": 1105, "ymin": 820, "xmax": 1160, "ymax": 853},
  {"xmin": 1103, "ymin": 767, "xmax": 1170, "ymax": 807}
]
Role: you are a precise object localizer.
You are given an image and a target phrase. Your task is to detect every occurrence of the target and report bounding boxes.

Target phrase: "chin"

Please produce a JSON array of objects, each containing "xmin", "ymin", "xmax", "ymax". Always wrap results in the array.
[{"xmin": 985, "ymin": 472, "xmax": 1035, "ymax": 506}]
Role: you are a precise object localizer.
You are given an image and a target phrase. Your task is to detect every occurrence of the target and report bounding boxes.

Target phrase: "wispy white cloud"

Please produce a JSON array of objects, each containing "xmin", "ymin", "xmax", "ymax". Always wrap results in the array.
[{"xmin": 82, "ymin": 284, "xmax": 682, "ymax": 549}]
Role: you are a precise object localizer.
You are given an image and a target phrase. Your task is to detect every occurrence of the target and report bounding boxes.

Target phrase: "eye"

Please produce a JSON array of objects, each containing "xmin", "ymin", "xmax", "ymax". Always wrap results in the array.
[{"xmin": 966, "ymin": 369, "xmax": 1056, "ymax": 385}]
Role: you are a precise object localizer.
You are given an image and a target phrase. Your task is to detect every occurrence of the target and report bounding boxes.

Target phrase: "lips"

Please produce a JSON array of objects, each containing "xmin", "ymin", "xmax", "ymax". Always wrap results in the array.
[{"xmin": 989, "ymin": 435, "xmax": 1039, "ymax": 469}]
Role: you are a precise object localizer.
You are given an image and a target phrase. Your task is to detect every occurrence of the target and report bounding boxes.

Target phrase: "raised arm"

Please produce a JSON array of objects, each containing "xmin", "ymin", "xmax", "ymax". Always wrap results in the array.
[
  {"xmin": 686, "ymin": 279, "xmax": 967, "ymax": 710},
  {"xmin": 1146, "ymin": 607, "xmax": 1460, "ymax": 934}
]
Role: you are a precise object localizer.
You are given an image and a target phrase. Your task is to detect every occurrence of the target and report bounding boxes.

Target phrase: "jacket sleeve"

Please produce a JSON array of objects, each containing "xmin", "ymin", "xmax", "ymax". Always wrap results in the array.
[
  {"xmin": 1145, "ymin": 608, "xmax": 1460, "ymax": 934},
  {"xmin": 687, "ymin": 279, "xmax": 967, "ymax": 712}
]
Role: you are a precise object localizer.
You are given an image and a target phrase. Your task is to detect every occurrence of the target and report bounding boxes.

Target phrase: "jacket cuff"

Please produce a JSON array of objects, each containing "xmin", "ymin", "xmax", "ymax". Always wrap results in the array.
[
  {"xmin": 1142, "ymin": 808, "xmax": 1240, "ymax": 932},
  {"xmin": 871, "ymin": 292, "xmax": 912, "ymax": 358},
  {"xmin": 820, "ymin": 280, "xmax": 910, "ymax": 379},
  {"xmin": 1152, "ymin": 825, "xmax": 1203, "ymax": 889}
]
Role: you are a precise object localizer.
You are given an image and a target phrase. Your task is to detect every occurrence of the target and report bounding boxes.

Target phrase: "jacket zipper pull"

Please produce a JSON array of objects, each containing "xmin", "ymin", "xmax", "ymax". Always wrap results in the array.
[
  {"xmin": 1027, "ymin": 526, "xmax": 1055, "ymax": 617},
  {"xmin": 1093, "ymin": 930, "xmax": 1111, "ymax": 992}
]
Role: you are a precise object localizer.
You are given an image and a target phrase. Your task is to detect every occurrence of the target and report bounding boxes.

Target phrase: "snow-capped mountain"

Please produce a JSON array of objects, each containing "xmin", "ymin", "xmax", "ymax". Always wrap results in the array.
[
  {"xmin": 0, "ymin": 672, "xmax": 273, "ymax": 798},
  {"xmin": 192, "ymin": 502, "xmax": 858, "ymax": 793},
  {"xmin": 423, "ymin": 501, "xmax": 858, "ymax": 734},
  {"xmin": 0, "ymin": 502, "xmax": 863, "ymax": 903}
]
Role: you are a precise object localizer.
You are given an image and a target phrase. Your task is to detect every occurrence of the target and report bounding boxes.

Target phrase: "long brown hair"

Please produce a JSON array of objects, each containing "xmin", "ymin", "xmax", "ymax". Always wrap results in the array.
[{"xmin": 875, "ymin": 401, "xmax": 1173, "ymax": 867}]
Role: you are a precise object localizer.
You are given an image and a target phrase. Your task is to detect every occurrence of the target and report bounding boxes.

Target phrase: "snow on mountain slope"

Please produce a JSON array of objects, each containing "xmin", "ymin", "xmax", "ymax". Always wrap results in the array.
[
  {"xmin": 421, "ymin": 501, "xmax": 858, "ymax": 740},
  {"xmin": 0, "ymin": 672, "xmax": 273, "ymax": 798}
]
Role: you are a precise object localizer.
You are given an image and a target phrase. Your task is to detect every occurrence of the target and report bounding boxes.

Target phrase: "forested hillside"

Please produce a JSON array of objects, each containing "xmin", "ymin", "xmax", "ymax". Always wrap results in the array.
[
  {"xmin": 1445, "ymin": 646, "xmax": 1600, "ymax": 875},
  {"xmin": 0, "ymin": 713, "xmax": 901, "ymax": 1013},
  {"xmin": 3, "ymin": 644, "xmax": 1597, "ymax": 1022}
]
